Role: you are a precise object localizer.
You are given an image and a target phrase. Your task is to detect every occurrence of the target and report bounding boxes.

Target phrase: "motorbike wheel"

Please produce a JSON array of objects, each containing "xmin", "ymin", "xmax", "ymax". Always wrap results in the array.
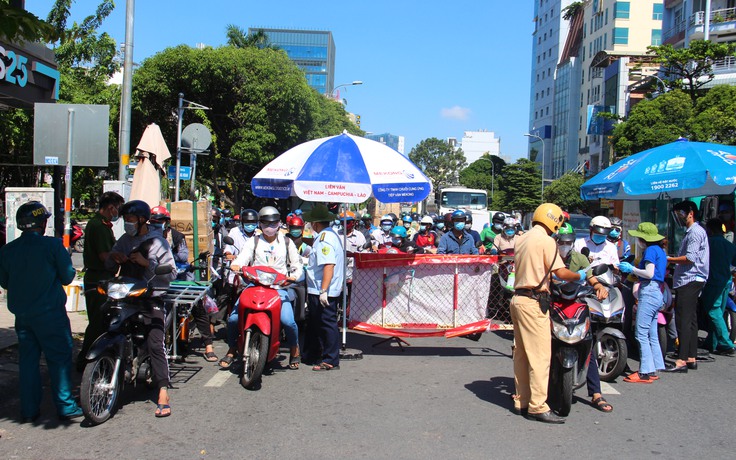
[
  {"xmin": 240, "ymin": 328, "xmax": 269, "ymax": 390},
  {"xmin": 557, "ymin": 367, "xmax": 574, "ymax": 417},
  {"xmin": 597, "ymin": 334, "xmax": 628, "ymax": 382},
  {"xmin": 80, "ymin": 353, "xmax": 120, "ymax": 425},
  {"xmin": 74, "ymin": 237, "xmax": 85, "ymax": 253}
]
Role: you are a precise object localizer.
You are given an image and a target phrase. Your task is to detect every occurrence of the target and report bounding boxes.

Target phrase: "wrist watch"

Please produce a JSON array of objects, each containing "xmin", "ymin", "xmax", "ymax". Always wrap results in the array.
[{"xmin": 319, "ymin": 288, "xmax": 327, "ymax": 294}]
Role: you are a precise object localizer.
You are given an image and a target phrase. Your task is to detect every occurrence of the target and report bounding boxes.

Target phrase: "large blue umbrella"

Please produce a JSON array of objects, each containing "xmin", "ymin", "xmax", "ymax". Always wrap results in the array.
[{"xmin": 581, "ymin": 138, "xmax": 736, "ymax": 200}]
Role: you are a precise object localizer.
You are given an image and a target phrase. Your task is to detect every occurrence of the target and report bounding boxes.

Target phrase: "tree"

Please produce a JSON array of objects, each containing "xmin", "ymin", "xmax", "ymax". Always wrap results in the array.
[
  {"xmin": 543, "ymin": 172, "xmax": 586, "ymax": 212},
  {"xmin": 561, "ymin": 1, "xmax": 585, "ymax": 21},
  {"xmin": 611, "ymin": 89, "xmax": 692, "ymax": 159},
  {"xmin": 132, "ymin": 45, "xmax": 362, "ymax": 208},
  {"xmin": 689, "ymin": 84, "xmax": 736, "ymax": 145},
  {"xmin": 409, "ymin": 138, "xmax": 466, "ymax": 189},
  {"xmin": 225, "ymin": 25, "xmax": 274, "ymax": 49},
  {"xmin": 459, "ymin": 154, "xmax": 507, "ymax": 208},
  {"xmin": 0, "ymin": 1, "xmax": 56, "ymax": 43},
  {"xmin": 648, "ymin": 40, "xmax": 736, "ymax": 105},
  {"xmin": 499, "ymin": 159, "xmax": 542, "ymax": 213}
]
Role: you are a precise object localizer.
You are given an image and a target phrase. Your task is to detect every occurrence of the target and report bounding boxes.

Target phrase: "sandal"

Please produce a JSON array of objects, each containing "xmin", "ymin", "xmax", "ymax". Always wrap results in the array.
[
  {"xmin": 312, "ymin": 362, "xmax": 339, "ymax": 371},
  {"xmin": 623, "ymin": 372, "xmax": 653, "ymax": 384},
  {"xmin": 219, "ymin": 355, "xmax": 234, "ymax": 369},
  {"xmin": 591, "ymin": 396, "xmax": 613, "ymax": 412},
  {"xmin": 289, "ymin": 355, "xmax": 301, "ymax": 370},
  {"xmin": 154, "ymin": 404, "xmax": 171, "ymax": 418},
  {"xmin": 204, "ymin": 351, "xmax": 218, "ymax": 362}
]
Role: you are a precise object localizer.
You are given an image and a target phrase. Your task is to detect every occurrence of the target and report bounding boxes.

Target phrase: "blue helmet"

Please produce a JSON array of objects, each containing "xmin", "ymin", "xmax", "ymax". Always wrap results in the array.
[
  {"xmin": 403, "ymin": 215, "xmax": 413, "ymax": 223},
  {"xmin": 451, "ymin": 210, "xmax": 466, "ymax": 221},
  {"xmin": 390, "ymin": 226, "xmax": 408, "ymax": 238}
]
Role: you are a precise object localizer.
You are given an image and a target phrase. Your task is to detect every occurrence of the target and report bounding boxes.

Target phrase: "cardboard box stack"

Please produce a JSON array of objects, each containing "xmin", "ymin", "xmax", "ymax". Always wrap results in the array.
[{"xmin": 169, "ymin": 200, "xmax": 214, "ymax": 262}]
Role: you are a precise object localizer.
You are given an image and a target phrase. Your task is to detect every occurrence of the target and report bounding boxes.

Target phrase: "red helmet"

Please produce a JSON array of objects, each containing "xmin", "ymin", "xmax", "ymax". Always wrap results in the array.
[
  {"xmin": 290, "ymin": 216, "xmax": 305, "ymax": 227},
  {"xmin": 285, "ymin": 214, "xmax": 294, "ymax": 226},
  {"xmin": 150, "ymin": 205, "xmax": 171, "ymax": 222},
  {"xmin": 443, "ymin": 212, "xmax": 453, "ymax": 225}
]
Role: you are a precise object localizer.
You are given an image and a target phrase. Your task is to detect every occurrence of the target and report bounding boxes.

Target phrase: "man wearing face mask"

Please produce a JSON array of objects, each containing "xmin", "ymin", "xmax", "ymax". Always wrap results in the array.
[
  {"xmin": 413, "ymin": 215, "xmax": 438, "ymax": 253},
  {"xmin": 402, "ymin": 215, "xmax": 416, "ymax": 239},
  {"xmin": 464, "ymin": 214, "xmax": 482, "ymax": 248},
  {"xmin": 607, "ymin": 217, "xmax": 631, "ymax": 261},
  {"xmin": 106, "ymin": 200, "xmax": 177, "ymax": 417},
  {"xmin": 481, "ymin": 212, "xmax": 505, "ymax": 253},
  {"xmin": 371, "ymin": 215, "xmax": 394, "ymax": 251},
  {"xmin": 433, "ymin": 214, "xmax": 447, "ymax": 238},
  {"xmin": 224, "ymin": 208, "xmax": 259, "ymax": 260},
  {"xmin": 492, "ymin": 217, "xmax": 518, "ymax": 254},
  {"xmin": 437, "ymin": 210, "xmax": 479, "ymax": 255},
  {"xmin": 77, "ymin": 191, "xmax": 125, "ymax": 371},
  {"xmin": 359, "ymin": 213, "xmax": 375, "ymax": 241},
  {"xmin": 211, "ymin": 208, "xmax": 227, "ymax": 255},
  {"xmin": 573, "ymin": 216, "xmax": 619, "ymax": 269}
]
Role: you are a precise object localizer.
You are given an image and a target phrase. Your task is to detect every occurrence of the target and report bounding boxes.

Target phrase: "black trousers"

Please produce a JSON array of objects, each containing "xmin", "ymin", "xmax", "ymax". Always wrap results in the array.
[
  {"xmin": 143, "ymin": 300, "xmax": 170, "ymax": 389},
  {"xmin": 675, "ymin": 281, "xmax": 705, "ymax": 360},
  {"xmin": 191, "ymin": 301, "xmax": 213, "ymax": 346}
]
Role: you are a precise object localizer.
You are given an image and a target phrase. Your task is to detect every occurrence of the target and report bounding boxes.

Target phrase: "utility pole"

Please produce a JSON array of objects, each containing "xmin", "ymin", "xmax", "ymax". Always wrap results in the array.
[{"xmin": 118, "ymin": 0, "xmax": 135, "ymax": 180}]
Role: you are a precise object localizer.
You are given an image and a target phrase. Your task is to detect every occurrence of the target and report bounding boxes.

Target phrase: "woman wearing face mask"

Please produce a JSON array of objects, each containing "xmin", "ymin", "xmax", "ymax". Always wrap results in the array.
[
  {"xmin": 607, "ymin": 217, "xmax": 631, "ymax": 261},
  {"xmin": 492, "ymin": 217, "xmax": 518, "ymax": 254},
  {"xmin": 413, "ymin": 216, "xmax": 438, "ymax": 253},
  {"xmin": 377, "ymin": 226, "xmax": 424, "ymax": 254},
  {"xmin": 370, "ymin": 215, "xmax": 394, "ymax": 251},
  {"xmin": 573, "ymin": 215, "xmax": 619, "ymax": 270}
]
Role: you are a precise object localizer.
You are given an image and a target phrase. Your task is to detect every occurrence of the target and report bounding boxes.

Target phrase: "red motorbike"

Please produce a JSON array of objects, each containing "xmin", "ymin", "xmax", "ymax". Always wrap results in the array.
[
  {"xmin": 236, "ymin": 265, "xmax": 286, "ymax": 390},
  {"xmin": 71, "ymin": 220, "xmax": 85, "ymax": 253}
]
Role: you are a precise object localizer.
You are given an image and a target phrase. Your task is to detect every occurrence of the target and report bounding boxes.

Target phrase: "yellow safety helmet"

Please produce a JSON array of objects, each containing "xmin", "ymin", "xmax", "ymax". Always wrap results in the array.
[{"xmin": 532, "ymin": 203, "xmax": 564, "ymax": 233}]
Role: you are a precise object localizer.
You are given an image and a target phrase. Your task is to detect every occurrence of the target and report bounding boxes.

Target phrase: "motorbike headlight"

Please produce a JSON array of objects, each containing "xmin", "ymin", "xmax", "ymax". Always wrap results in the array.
[
  {"xmin": 107, "ymin": 282, "xmax": 135, "ymax": 300},
  {"xmin": 255, "ymin": 269, "xmax": 278, "ymax": 286},
  {"xmin": 553, "ymin": 318, "xmax": 590, "ymax": 344}
]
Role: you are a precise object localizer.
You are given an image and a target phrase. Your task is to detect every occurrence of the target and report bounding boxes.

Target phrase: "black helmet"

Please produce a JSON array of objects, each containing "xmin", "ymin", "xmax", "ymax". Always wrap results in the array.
[
  {"xmin": 388, "ymin": 213, "xmax": 398, "ymax": 224},
  {"xmin": 16, "ymin": 201, "xmax": 51, "ymax": 230},
  {"xmin": 222, "ymin": 209, "xmax": 233, "ymax": 218},
  {"xmin": 258, "ymin": 206, "xmax": 280, "ymax": 222},
  {"xmin": 241, "ymin": 208, "xmax": 259, "ymax": 223},
  {"xmin": 465, "ymin": 213, "xmax": 473, "ymax": 223},
  {"xmin": 211, "ymin": 208, "xmax": 221, "ymax": 220},
  {"xmin": 492, "ymin": 212, "xmax": 505, "ymax": 225},
  {"xmin": 120, "ymin": 200, "xmax": 151, "ymax": 220}
]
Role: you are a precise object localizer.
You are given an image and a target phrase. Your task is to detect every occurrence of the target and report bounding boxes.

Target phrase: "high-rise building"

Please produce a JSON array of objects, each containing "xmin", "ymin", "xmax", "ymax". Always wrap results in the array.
[
  {"xmin": 460, "ymin": 130, "xmax": 501, "ymax": 164},
  {"xmin": 366, "ymin": 133, "xmax": 406, "ymax": 155},
  {"xmin": 249, "ymin": 28, "xmax": 335, "ymax": 95},
  {"xmin": 529, "ymin": 1, "xmax": 576, "ymax": 181}
]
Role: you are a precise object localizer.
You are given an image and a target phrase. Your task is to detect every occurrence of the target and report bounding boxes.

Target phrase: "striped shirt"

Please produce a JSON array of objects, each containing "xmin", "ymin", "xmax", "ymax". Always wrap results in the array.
[{"xmin": 673, "ymin": 222, "xmax": 709, "ymax": 289}]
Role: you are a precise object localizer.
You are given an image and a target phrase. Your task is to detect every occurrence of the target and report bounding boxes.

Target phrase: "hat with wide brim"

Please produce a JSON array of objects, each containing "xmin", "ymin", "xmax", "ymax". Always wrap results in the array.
[
  {"xmin": 301, "ymin": 204, "xmax": 337, "ymax": 223},
  {"xmin": 628, "ymin": 222, "xmax": 665, "ymax": 242}
]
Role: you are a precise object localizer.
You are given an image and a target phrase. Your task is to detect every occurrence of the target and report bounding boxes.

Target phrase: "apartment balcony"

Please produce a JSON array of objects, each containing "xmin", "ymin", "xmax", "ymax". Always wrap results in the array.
[{"xmin": 664, "ymin": 7, "xmax": 736, "ymax": 45}]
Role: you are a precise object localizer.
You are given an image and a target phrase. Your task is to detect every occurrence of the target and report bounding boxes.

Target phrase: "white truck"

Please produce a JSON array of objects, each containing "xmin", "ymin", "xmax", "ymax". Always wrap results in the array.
[{"xmin": 437, "ymin": 186, "xmax": 490, "ymax": 230}]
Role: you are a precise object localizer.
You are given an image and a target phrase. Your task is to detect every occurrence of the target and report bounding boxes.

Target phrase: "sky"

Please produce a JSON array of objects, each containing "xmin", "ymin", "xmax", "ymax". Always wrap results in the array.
[{"xmin": 27, "ymin": 0, "xmax": 535, "ymax": 162}]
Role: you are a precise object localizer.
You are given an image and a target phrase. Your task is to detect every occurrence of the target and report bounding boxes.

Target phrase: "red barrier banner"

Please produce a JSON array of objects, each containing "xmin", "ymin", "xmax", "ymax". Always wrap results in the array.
[{"xmin": 349, "ymin": 253, "xmax": 506, "ymax": 338}]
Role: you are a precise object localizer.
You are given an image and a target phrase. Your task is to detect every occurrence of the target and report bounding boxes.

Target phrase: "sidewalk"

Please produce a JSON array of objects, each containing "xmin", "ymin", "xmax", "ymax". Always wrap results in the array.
[{"xmin": 0, "ymin": 288, "xmax": 89, "ymax": 350}]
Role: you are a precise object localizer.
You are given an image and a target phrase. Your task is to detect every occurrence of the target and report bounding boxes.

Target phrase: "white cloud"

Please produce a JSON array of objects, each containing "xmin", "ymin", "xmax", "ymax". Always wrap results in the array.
[{"xmin": 440, "ymin": 105, "xmax": 471, "ymax": 121}]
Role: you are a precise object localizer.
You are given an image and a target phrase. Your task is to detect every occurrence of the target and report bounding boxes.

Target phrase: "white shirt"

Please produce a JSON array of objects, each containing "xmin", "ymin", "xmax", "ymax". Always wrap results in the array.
[
  {"xmin": 232, "ymin": 233, "xmax": 303, "ymax": 281},
  {"xmin": 339, "ymin": 229, "xmax": 367, "ymax": 280},
  {"xmin": 573, "ymin": 236, "xmax": 619, "ymax": 268},
  {"xmin": 224, "ymin": 226, "xmax": 255, "ymax": 256},
  {"xmin": 370, "ymin": 228, "xmax": 391, "ymax": 247}
]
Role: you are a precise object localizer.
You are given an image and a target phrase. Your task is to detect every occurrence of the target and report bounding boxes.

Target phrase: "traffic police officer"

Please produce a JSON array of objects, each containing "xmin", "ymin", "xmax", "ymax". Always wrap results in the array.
[{"xmin": 303, "ymin": 204, "xmax": 345, "ymax": 371}]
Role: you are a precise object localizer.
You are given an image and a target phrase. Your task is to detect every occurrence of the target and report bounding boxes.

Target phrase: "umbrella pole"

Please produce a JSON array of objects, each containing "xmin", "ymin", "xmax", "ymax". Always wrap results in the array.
[{"xmin": 342, "ymin": 205, "xmax": 348, "ymax": 348}]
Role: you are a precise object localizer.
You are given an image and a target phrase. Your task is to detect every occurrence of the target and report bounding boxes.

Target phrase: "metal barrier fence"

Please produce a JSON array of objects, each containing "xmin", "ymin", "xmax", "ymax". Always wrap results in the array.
[{"xmin": 348, "ymin": 254, "xmax": 513, "ymax": 338}]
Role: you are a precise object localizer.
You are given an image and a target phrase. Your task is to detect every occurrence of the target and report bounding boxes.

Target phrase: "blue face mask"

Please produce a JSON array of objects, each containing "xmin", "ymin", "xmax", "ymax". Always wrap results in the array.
[
  {"xmin": 290, "ymin": 229, "xmax": 303, "ymax": 238},
  {"xmin": 608, "ymin": 229, "xmax": 620, "ymax": 239},
  {"xmin": 149, "ymin": 222, "xmax": 164, "ymax": 231},
  {"xmin": 419, "ymin": 225, "xmax": 427, "ymax": 232},
  {"xmin": 243, "ymin": 223, "xmax": 257, "ymax": 233},
  {"xmin": 436, "ymin": 223, "xmax": 445, "ymax": 230},
  {"xmin": 492, "ymin": 224, "xmax": 503, "ymax": 233},
  {"xmin": 592, "ymin": 234, "xmax": 607, "ymax": 245},
  {"xmin": 454, "ymin": 222, "xmax": 466, "ymax": 231},
  {"xmin": 504, "ymin": 229, "xmax": 516, "ymax": 237},
  {"xmin": 381, "ymin": 224, "xmax": 392, "ymax": 232},
  {"xmin": 212, "ymin": 221, "xmax": 217, "ymax": 228}
]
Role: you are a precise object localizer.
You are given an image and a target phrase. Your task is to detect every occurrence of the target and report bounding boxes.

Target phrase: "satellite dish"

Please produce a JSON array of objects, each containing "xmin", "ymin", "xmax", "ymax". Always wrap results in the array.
[{"xmin": 181, "ymin": 123, "xmax": 212, "ymax": 155}]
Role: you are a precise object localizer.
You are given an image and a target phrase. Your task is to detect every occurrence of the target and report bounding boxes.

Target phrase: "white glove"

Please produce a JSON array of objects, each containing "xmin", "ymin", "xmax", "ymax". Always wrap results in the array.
[{"xmin": 319, "ymin": 291, "xmax": 329, "ymax": 307}]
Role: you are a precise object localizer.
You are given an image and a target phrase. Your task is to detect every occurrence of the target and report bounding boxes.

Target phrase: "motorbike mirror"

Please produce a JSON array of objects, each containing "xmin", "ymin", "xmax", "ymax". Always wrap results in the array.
[
  {"xmin": 592, "ymin": 264, "xmax": 610, "ymax": 276},
  {"xmin": 622, "ymin": 254, "xmax": 635, "ymax": 264},
  {"xmin": 362, "ymin": 241, "xmax": 373, "ymax": 250},
  {"xmin": 198, "ymin": 251, "xmax": 210, "ymax": 260},
  {"xmin": 222, "ymin": 236, "xmax": 234, "ymax": 246},
  {"xmin": 154, "ymin": 264, "xmax": 175, "ymax": 276}
]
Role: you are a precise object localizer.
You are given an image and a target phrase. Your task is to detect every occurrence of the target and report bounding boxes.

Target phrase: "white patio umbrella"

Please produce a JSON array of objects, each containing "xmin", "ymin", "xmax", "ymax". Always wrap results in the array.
[{"xmin": 130, "ymin": 123, "xmax": 171, "ymax": 208}]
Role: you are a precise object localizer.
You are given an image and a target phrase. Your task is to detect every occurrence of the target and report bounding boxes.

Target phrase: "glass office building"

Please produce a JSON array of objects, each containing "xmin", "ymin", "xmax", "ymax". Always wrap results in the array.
[{"xmin": 250, "ymin": 28, "xmax": 336, "ymax": 95}]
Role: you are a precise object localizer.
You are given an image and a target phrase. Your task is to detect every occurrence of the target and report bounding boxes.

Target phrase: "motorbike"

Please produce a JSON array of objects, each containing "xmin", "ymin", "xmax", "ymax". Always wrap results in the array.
[
  {"xmin": 586, "ymin": 263, "xmax": 629, "ymax": 382},
  {"xmin": 79, "ymin": 265, "xmax": 174, "ymax": 425},
  {"xmin": 548, "ymin": 280, "xmax": 594, "ymax": 417},
  {"xmin": 71, "ymin": 220, "xmax": 84, "ymax": 253},
  {"xmin": 236, "ymin": 265, "xmax": 288, "ymax": 390},
  {"xmin": 487, "ymin": 248, "xmax": 514, "ymax": 320}
]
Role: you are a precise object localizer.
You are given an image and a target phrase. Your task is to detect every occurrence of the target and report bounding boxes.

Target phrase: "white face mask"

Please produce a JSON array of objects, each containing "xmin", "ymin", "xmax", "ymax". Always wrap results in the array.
[
  {"xmin": 124, "ymin": 221, "xmax": 138, "ymax": 237},
  {"xmin": 558, "ymin": 244, "xmax": 572, "ymax": 258}
]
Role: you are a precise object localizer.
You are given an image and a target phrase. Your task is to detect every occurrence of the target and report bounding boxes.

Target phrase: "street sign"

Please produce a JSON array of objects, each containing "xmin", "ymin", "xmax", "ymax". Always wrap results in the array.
[
  {"xmin": 168, "ymin": 165, "xmax": 191, "ymax": 180},
  {"xmin": 33, "ymin": 103, "xmax": 110, "ymax": 167}
]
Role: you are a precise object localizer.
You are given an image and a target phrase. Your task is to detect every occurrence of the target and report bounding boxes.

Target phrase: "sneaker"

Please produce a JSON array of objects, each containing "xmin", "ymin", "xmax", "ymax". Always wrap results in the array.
[
  {"xmin": 714, "ymin": 347, "xmax": 735, "ymax": 357},
  {"xmin": 58, "ymin": 407, "xmax": 84, "ymax": 421}
]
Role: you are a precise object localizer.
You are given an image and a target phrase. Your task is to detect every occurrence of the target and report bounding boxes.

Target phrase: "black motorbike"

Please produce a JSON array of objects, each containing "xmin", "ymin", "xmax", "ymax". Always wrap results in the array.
[{"xmin": 79, "ymin": 265, "xmax": 173, "ymax": 425}]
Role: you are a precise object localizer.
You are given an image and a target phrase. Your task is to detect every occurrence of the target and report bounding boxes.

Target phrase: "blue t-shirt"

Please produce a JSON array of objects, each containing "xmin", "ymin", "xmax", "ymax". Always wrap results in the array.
[{"xmin": 639, "ymin": 244, "xmax": 667, "ymax": 283}]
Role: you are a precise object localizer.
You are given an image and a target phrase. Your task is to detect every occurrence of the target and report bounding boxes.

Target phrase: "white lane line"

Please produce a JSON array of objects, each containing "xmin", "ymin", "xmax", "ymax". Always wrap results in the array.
[
  {"xmin": 204, "ymin": 371, "xmax": 233, "ymax": 387},
  {"xmin": 599, "ymin": 381, "xmax": 620, "ymax": 395}
]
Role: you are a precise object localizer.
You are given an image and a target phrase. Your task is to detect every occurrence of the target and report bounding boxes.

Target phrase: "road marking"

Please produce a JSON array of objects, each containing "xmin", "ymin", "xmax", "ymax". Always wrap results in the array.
[
  {"xmin": 204, "ymin": 371, "xmax": 233, "ymax": 387},
  {"xmin": 599, "ymin": 382, "xmax": 620, "ymax": 395}
]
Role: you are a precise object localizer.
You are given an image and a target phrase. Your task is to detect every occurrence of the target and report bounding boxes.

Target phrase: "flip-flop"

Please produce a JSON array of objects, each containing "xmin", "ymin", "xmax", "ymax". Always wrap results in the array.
[
  {"xmin": 154, "ymin": 404, "xmax": 171, "ymax": 418},
  {"xmin": 204, "ymin": 351, "xmax": 218, "ymax": 362},
  {"xmin": 312, "ymin": 362, "xmax": 339, "ymax": 371},
  {"xmin": 289, "ymin": 356, "xmax": 301, "ymax": 370},
  {"xmin": 219, "ymin": 355, "xmax": 234, "ymax": 369},
  {"xmin": 623, "ymin": 372, "xmax": 653, "ymax": 384},
  {"xmin": 591, "ymin": 396, "xmax": 613, "ymax": 412}
]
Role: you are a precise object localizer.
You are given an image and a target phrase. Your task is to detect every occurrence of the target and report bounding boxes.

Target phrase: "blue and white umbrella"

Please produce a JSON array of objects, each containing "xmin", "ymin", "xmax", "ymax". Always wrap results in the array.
[
  {"xmin": 251, "ymin": 132, "xmax": 431, "ymax": 204},
  {"xmin": 581, "ymin": 138, "xmax": 736, "ymax": 200}
]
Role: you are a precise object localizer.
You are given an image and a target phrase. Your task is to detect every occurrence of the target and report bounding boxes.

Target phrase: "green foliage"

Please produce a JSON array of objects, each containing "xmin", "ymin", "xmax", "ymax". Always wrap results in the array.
[
  {"xmin": 409, "ymin": 138, "xmax": 466, "ymax": 189},
  {"xmin": 543, "ymin": 172, "xmax": 586, "ymax": 212},
  {"xmin": 689, "ymin": 85, "xmax": 736, "ymax": 144},
  {"xmin": 131, "ymin": 44, "xmax": 362, "ymax": 208},
  {"xmin": 562, "ymin": 1, "xmax": 584, "ymax": 21},
  {"xmin": 0, "ymin": 1, "xmax": 56, "ymax": 43},
  {"xmin": 611, "ymin": 90, "xmax": 692, "ymax": 159},
  {"xmin": 225, "ymin": 25, "xmax": 274, "ymax": 49},
  {"xmin": 499, "ymin": 159, "xmax": 541, "ymax": 213},
  {"xmin": 459, "ymin": 154, "xmax": 507, "ymax": 208},
  {"xmin": 648, "ymin": 40, "xmax": 736, "ymax": 105}
]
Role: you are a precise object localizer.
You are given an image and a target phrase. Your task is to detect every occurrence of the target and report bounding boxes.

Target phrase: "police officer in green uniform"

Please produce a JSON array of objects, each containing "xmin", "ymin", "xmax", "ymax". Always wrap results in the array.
[
  {"xmin": 0, "ymin": 201, "xmax": 83, "ymax": 422},
  {"xmin": 77, "ymin": 191, "xmax": 124, "ymax": 370}
]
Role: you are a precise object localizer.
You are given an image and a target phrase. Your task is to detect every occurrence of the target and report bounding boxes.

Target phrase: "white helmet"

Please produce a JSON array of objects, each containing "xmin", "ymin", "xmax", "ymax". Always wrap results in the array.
[
  {"xmin": 502, "ymin": 217, "xmax": 516, "ymax": 228},
  {"xmin": 420, "ymin": 215, "xmax": 434, "ymax": 224},
  {"xmin": 590, "ymin": 216, "xmax": 612, "ymax": 235}
]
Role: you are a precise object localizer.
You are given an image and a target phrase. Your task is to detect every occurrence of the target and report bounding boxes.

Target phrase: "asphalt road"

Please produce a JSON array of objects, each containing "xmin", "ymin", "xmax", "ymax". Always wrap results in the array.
[{"xmin": 0, "ymin": 327, "xmax": 735, "ymax": 460}]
